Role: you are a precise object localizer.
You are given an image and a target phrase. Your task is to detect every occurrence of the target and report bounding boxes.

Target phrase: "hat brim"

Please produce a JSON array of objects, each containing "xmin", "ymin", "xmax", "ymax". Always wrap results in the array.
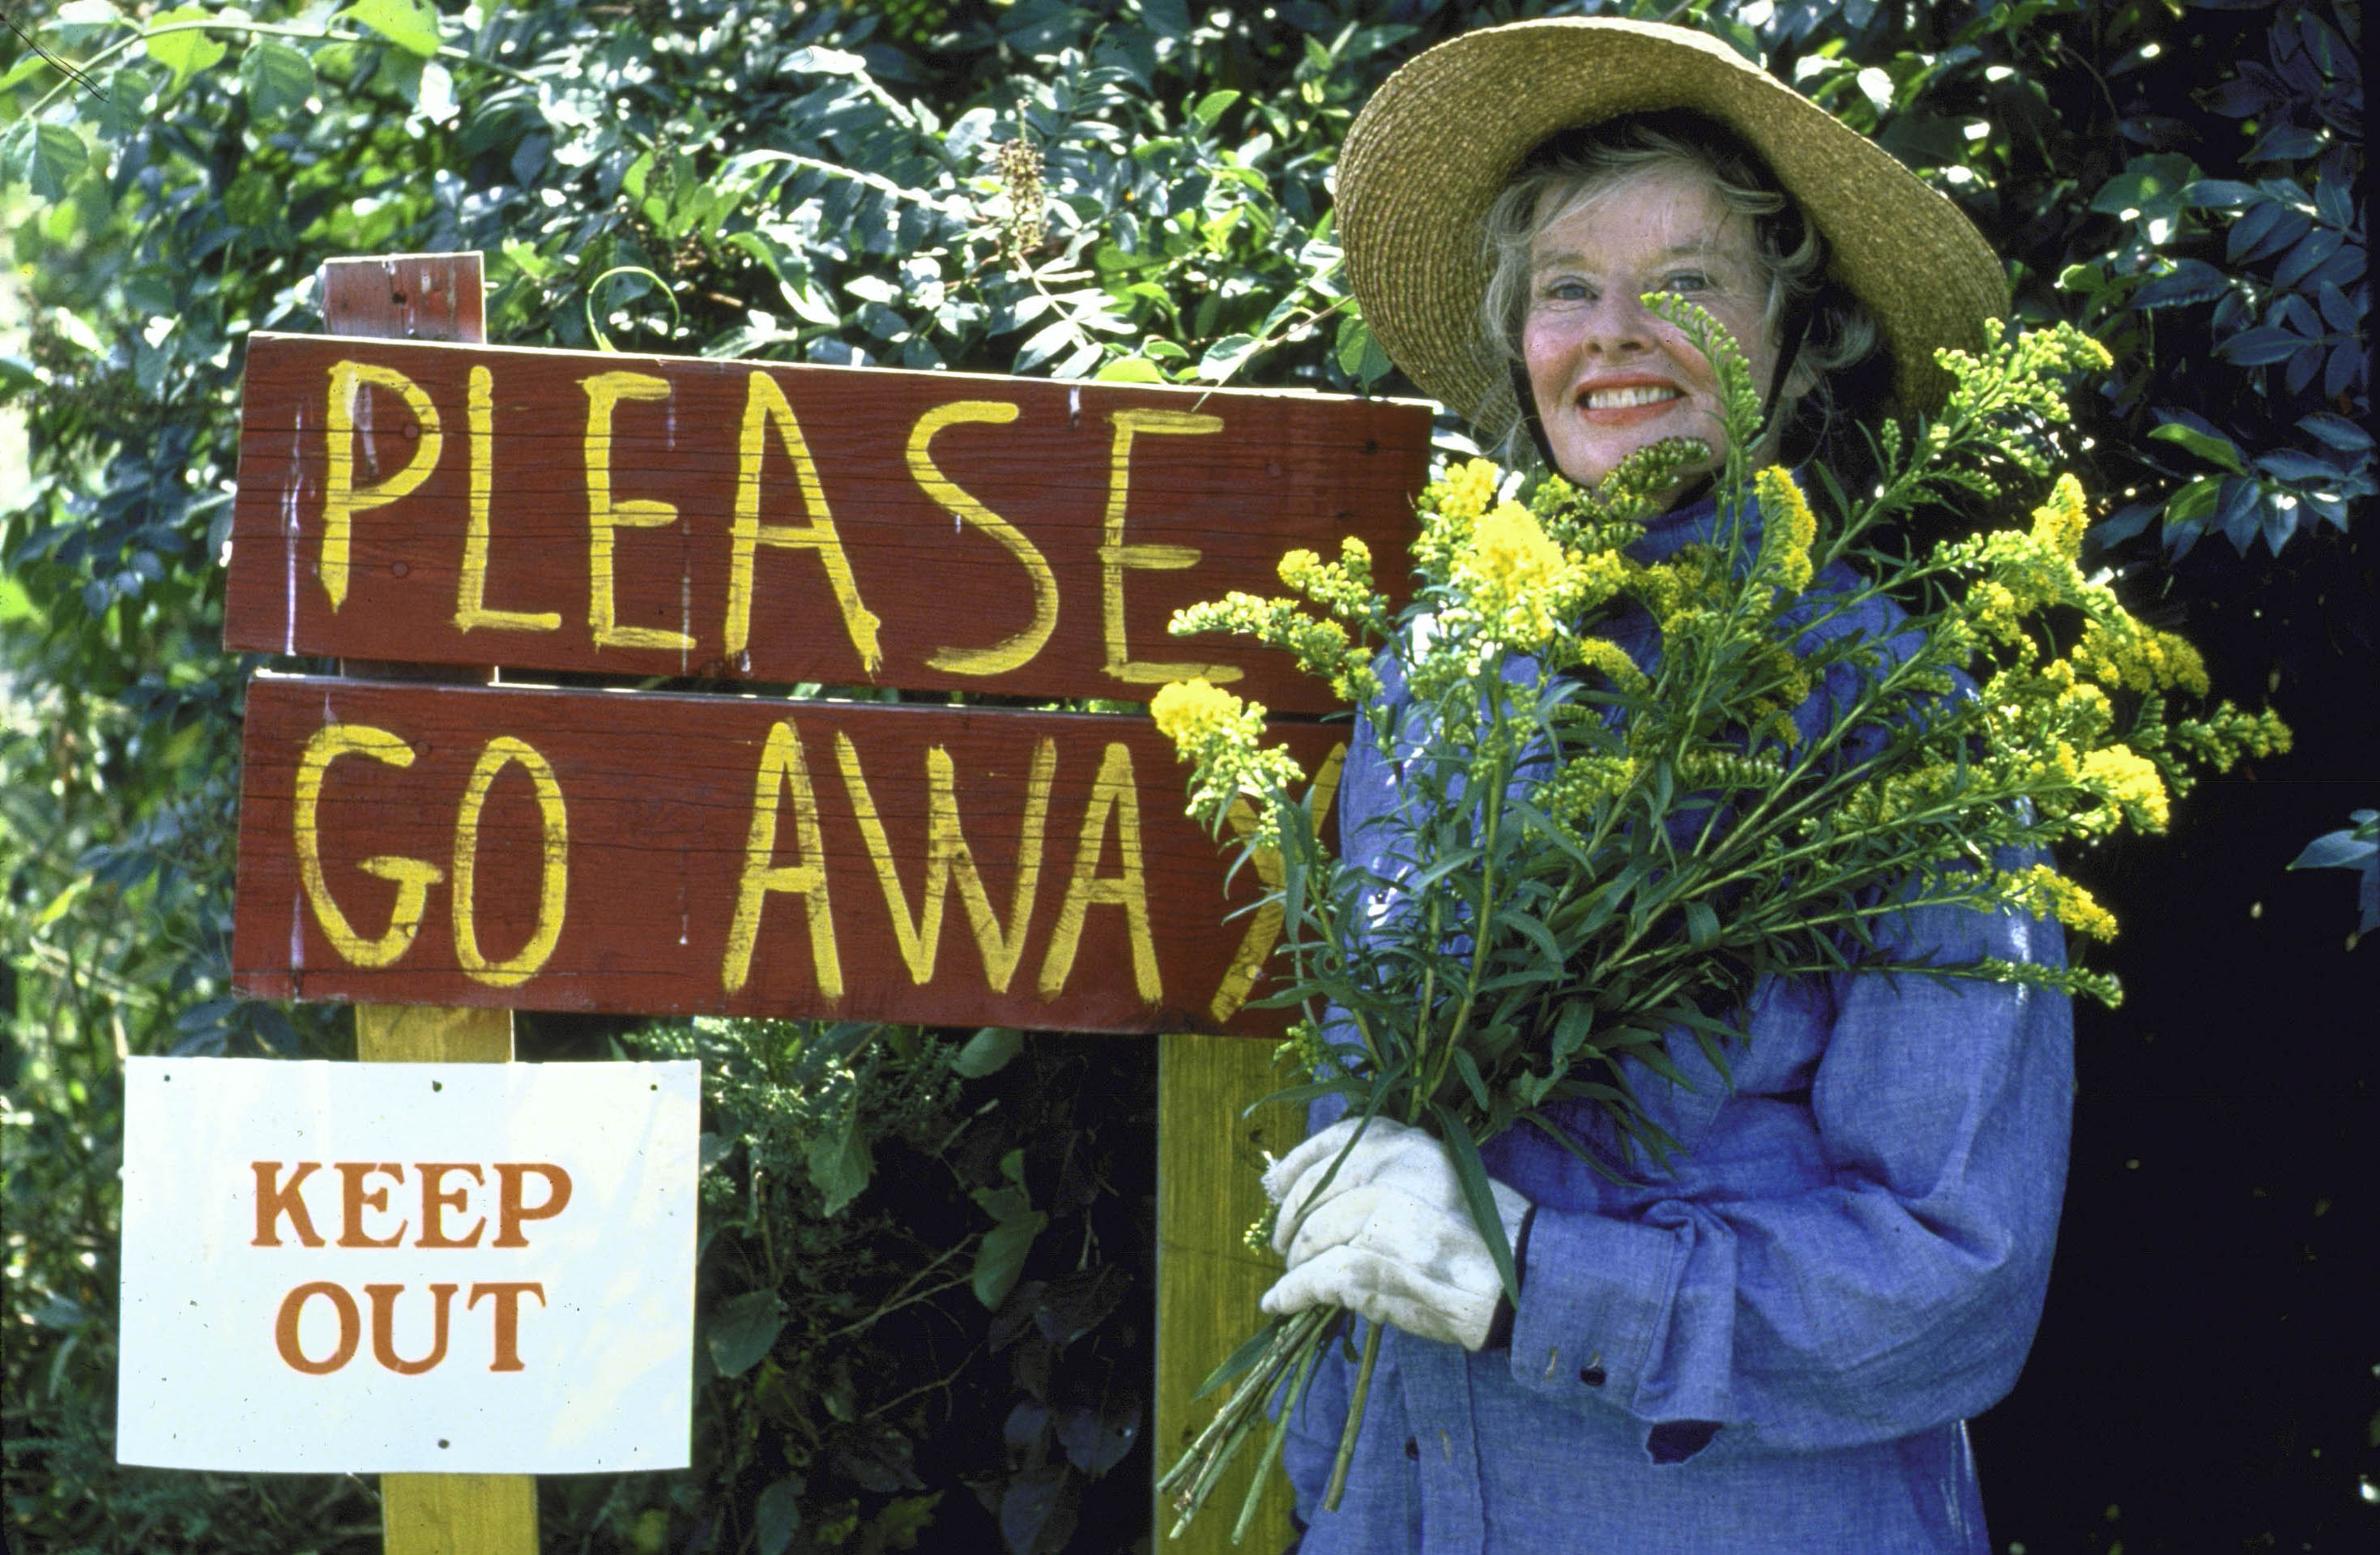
[{"xmin": 1338, "ymin": 18, "xmax": 2009, "ymax": 425}]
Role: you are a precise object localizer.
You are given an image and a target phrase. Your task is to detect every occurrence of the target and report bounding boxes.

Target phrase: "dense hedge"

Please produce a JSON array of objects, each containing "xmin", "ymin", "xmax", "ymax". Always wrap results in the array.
[{"xmin": 3, "ymin": 2, "xmax": 2369, "ymax": 1552}]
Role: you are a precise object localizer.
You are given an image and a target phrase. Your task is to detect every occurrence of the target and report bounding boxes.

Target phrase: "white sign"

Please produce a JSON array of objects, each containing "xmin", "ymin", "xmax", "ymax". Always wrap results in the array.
[{"xmin": 117, "ymin": 1057, "xmax": 699, "ymax": 1473}]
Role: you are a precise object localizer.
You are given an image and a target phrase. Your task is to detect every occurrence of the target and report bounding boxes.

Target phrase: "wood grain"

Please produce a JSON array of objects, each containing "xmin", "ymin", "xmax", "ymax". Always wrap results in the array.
[
  {"xmin": 224, "ymin": 332, "xmax": 1428, "ymax": 711},
  {"xmin": 356, "ymin": 1004, "xmax": 514, "ymax": 1063},
  {"xmin": 379, "ymin": 1472, "xmax": 536, "ymax": 1555},
  {"xmin": 232, "ymin": 676, "xmax": 1346, "ymax": 1036},
  {"xmin": 1154, "ymin": 1032, "xmax": 1306, "ymax": 1553}
]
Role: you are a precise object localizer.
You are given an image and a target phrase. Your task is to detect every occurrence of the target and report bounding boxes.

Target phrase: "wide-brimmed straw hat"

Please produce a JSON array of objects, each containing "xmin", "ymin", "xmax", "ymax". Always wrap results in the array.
[{"xmin": 1337, "ymin": 17, "xmax": 2008, "ymax": 424}]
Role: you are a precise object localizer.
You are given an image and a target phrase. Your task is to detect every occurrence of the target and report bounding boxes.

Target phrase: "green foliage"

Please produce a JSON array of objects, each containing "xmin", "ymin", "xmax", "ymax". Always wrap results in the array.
[
  {"xmin": 2287, "ymin": 807, "xmax": 2378, "ymax": 936},
  {"xmin": 1, "ymin": 1, "xmax": 2365, "ymax": 1549},
  {"xmin": 548, "ymin": 1018, "xmax": 1152, "ymax": 1555}
]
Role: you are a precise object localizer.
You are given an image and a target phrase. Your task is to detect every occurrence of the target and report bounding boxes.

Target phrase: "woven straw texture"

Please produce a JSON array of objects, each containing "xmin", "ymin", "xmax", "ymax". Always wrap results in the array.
[{"xmin": 1338, "ymin": 18, "xmax": 2009, "ymax": 423}]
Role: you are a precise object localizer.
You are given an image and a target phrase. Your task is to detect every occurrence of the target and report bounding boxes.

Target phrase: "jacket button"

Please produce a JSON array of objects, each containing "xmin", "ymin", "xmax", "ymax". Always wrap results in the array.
[
  {"xmin": 1578, "ymin": 1364, "xmax": 1607, "ymax": 1386},
  {"xmin": 1404, "ymin": 1437, "xmax": 1420, "ymax": 1459}
]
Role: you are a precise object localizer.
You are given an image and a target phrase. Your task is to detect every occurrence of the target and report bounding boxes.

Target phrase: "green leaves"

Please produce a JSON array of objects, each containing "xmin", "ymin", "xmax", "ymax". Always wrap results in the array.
[
  {"xmin": 237, "ymin": 40, "xmax": 316, "ymax": 117},
  {"xmin": 1335, "ymin": 314, "xmax": 1391, "ymax": 385},
  {"xmin": 1, "ymin": 120, "xmax": 87, "ymax": 200},
  {"xmin": 339, "ymin": 0, "xmax": 443, "ymax": 58},
  {"xmin": 1431, "ymin": 1104, "xmax": 1519, "ymax": 1305},
  {"xmin": 2149, "ymin": 418, "xmax": 2247, "ymax": 476},
  {"xmin": 970, "ymin": 1148, "xmax": 1047, "ymax": 1309},
  {"xmin": 1192, "ymin": 88, "xmax": 1241, "ymax": 128},
  {"xmin": 803, "ymin": 1101, "xmax": 873, "ymax": 1218},
  {"xmin": 143, "ymin": 8, "xmax": 228, "ymax": 92},
  {"xmin": 708, "ymin": 1289, "xmax": 786, "ymax": 1379},
  {"xmin": 953, "ymin": 1024, "xmax": 1024, "ymax": 1077}
]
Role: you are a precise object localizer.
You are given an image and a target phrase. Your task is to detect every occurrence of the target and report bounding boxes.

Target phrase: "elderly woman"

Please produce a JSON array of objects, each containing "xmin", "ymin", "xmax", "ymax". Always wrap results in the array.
[{"xmin": 1257, "ymin": 19, "xmax": 2072, "ymax": 1553}]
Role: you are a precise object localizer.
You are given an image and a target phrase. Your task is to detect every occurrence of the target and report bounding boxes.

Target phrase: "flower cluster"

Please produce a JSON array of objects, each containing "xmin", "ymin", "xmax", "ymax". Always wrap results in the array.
[
  {"xmin": 1447, "ymin": 500, "xmax": 1594, "ymax": 654},
  {"xmin": 1994, "ymin": 862, "xmax": 2120, "ymax": 940},
  {"xmin": 1148, "ymin": 678, "xmax": 1306, "ymax": 846},
  {"xmin": 1154, "ymin": 307, "xmax": 2288, "ymax": 1536},
  {"xmin": 1753, "ymin": 466, "xmax": 1818, "ymax": 595}
]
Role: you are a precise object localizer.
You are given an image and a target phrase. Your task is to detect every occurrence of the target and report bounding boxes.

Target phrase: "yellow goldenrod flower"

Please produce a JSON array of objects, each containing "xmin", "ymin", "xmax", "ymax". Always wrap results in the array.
[
  {"xmin": 2028, "ymin": 472, "xmax": 2090, "ymax": 562},
  {"xmin": 1470, "ymin": 501, "xmax": 1563, "ymax": 587},
  {"xmin": 1452, "ymin": 500, "xmax": 1587, "ymax": 651},
  {"xmin": 2079, "ymin": 744, "xmax": 2170, "ymax": 831},
  {"xmin": 1998, "ymin": 863, "xmax": 2119, "ymax": 940},
  {"xmin": 1753, "ymin": 466, "xmax": 1818, "ymax": 594},
  {"xmin": 1151, "ymin": 677, "xmax": 1248, "ymax": 747},
  {"xmin": 1574, "ymin": 634, "xmax": 1649, "ymax": 694},
  {"xmin": 1438, "ymin": 458, "xmax": 1499, "ymax": 522}
]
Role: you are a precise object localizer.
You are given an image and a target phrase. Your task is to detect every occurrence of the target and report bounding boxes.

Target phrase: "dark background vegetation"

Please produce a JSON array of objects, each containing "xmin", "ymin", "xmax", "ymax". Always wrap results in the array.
[{"xmin": 2, "ymin": 1, "xmax": 2369, "ymax": 1551}]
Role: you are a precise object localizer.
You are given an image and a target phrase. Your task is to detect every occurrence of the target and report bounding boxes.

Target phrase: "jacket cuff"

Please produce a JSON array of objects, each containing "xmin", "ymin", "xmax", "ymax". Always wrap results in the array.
[{"xmin": 1504, "ymin": 1203, "xmax": 1677, "ymax": 1407}]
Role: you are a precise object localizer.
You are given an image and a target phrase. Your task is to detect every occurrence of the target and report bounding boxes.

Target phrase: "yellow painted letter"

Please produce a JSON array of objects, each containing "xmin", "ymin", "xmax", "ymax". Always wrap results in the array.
[
  {"xmin": 836, "ymin": 735, "xmax": 1054, "ymax": 991},
  {"xmin": 907, "ymin": 401, "xmax": 1058, "ymax": 676},
  {"xmin": 450, "ymin": 736, "xmax": 569, "ymax": 989},
  {"xmin": 726, "ymin": 372, "xmax": 882, "ymax": 673},
  {"xmin": 322, "ymin": 362, "xmax": 441, "ymax": 611},
  {"xmin": 1037, "ymin": 741, "xmax": 1159, "ymax": 1002},
  {"xmin": 455, "ymin": 365, "xmax": 561, "ymax": 634},
  {"xmin": 293, "ymin": 724, "xmax": 443, "ymax": 967},
  {"xmin": 723, "ymin": 721, "xmax": 843, "ymax": 998},
  {"xmin": 582, "ymin": 370, "xmax": 694, "ymax": 651},
  {"xmin": 1101, "ymin": 409, "xmax": 1239, "ymax": 685}
]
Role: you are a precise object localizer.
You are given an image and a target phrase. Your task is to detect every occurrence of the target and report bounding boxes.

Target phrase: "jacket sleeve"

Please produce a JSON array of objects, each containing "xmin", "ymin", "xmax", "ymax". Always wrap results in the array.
[{"xmin": 1501, "ymin": 895, "xmax": 2075, "ymax": 1453}]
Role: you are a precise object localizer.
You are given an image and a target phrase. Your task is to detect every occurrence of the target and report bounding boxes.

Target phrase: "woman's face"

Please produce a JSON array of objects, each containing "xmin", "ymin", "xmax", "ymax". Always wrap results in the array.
[{"xmin": 1521, "ymin": 163, "xmax": 1781, "ymax": 501}]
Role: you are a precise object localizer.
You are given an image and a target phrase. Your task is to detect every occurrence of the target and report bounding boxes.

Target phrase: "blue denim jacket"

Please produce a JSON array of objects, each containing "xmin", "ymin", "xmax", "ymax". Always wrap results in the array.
[{"xmin": 1282, "ymin": 488, "xmax": 2074, "ymax": 1553}]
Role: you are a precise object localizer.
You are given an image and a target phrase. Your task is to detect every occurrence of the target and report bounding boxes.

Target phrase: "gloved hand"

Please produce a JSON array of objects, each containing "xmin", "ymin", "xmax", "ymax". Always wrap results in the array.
[{"xmin": 1258, "ymin": 1115, "xmax": 1530, "ymax": 1351}]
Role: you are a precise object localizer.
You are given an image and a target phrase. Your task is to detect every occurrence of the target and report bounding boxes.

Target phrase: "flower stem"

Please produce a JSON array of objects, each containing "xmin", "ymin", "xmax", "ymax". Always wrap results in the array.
[{"xmin": 1321, "ymin": 1321, "xmax": 1385, "ymax": 1512}]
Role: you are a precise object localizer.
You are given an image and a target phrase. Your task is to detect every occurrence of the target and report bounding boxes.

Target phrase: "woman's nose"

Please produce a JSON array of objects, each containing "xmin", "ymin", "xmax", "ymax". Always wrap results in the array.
[{"xmin": 1578, "ymin": 289, "xmax": 1655, "ymax": 354}]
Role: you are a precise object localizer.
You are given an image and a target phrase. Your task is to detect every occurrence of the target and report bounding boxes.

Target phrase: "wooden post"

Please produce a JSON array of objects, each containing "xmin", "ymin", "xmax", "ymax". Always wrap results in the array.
[
  {"xmin": 325, "ymin": 252, "xmax": 536, "ymax": 1555},
  {"xmin": 1155, "ymin": 1032, "xmax": 1303, "ymax": 1553}
]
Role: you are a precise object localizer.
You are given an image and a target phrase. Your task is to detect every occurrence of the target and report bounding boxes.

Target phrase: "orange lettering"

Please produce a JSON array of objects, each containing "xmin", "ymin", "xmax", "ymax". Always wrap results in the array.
[
  {"xmin": 468, "ymin": 1281, "xmax": 546, "ymax": 1372},
  {"xmin": 336, "ymin": 1161, "xmax": 407, "ymax": 1248},
  {"xmin": 251, "ymin": 1161, "xmax": 325, "ymax": 1248},
  {"xmin": 416, "ymin": 1163, "xmax": 486, "ymax": 1249},
  {"xmin": 493, "ymin": 1163, "xmax": 571, "ymax": 1248},
  {"xmin": 366, "ymin": 1282, "xmax": 459, "ymax": 1374},
  {"xmin": 275, "ymin": 1281, "xmax": 360, "ymax": 1375}
]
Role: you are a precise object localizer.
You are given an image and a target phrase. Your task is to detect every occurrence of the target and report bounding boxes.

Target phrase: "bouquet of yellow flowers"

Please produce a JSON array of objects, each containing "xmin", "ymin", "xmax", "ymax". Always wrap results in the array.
[{"xmin": 1146, "ymin": 303, "xmax": 2289, "ymax": 1541}]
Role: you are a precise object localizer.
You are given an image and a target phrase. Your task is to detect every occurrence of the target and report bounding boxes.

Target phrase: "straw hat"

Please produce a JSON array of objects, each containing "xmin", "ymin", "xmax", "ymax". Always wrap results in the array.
[{"xmin": 1337, "ymin": 17, "xmax": 2008, "ymax": 423}]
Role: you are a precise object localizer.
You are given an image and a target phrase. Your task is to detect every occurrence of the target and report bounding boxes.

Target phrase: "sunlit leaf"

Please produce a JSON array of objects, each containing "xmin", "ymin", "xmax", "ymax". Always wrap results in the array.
[
  {"xmin": 339, "ymin": 0, "xmax": 441, "ymax": 58},
  {"xmin": 143, "ymin": 8, "xmax": 228, "ymax": 91}
]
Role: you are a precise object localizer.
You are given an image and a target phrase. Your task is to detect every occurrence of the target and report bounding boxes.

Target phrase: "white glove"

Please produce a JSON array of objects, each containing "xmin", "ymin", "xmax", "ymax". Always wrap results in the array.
[{"xmin": 1259, "ymin": 1115, "xmax": 1530, "ymax": 1352}]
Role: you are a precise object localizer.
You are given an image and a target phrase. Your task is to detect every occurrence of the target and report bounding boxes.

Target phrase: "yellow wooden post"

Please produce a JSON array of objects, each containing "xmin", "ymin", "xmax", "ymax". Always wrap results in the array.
[
  {"xmin": 1155, "ymin": 1031, "xmax": 1305, "ymax": 1553},
  {"xmin": 325, "ymin": 253, "xmax": 535, "ymax": 1555}
]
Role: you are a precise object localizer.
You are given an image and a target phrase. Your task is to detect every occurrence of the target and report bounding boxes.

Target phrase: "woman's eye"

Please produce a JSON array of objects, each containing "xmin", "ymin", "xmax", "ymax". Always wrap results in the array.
[
  {"xmin": 1661, "ymin": 271, "xmax": 1711, "ymax": 293},
  {"xmin": 1541, "ymin": 278, "xmax": 1592, "ymax": 303}
]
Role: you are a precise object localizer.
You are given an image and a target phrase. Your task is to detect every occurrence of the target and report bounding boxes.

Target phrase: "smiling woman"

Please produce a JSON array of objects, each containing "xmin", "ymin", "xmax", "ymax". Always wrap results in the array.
[{"xmin": 1257, "ymin": 16, "xmax": 2075, "ymax": 1555}]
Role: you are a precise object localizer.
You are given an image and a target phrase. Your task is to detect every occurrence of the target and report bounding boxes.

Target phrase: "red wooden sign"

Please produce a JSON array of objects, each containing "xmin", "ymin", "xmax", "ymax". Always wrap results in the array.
[
  {"xmin": 224, "ymin": 334, "xmax": 1430, "ymax": 711},
  {"xmin": 232, "ymin": 675, "xmax": 1348, "ymax": 1036}
]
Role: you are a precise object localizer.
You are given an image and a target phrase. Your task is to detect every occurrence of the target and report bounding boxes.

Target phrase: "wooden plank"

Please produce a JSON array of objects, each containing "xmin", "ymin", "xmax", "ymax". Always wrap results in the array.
[
  {"xmin": 1154, "ymin": 1032, "xmax": 1303, "ymax": 1553},
  {"xmin": 320, "ymin": 253, "xmax": 487, "ymax": 344},
  {"xmin": 378, "ymin": 1472, "xmax": 537, "ymax": 1555},
  {"xmin": 232, "ymin": 676, "xmax": 1346, "ymax": 1036},
  {"xmin": 322, "ymin": 253, "xmax": 535, "ymax": 1555},
  {"xmin": 224, "ymin": 332, "xmax": 1428, "ymax": 711},
  {"xmin": 356, "ymin": 1002, "xmax": 514, "ymax": 1063},
  {"xmin": 355, "ymin": 1007, "xmax": 531, "ymax": 1555}
]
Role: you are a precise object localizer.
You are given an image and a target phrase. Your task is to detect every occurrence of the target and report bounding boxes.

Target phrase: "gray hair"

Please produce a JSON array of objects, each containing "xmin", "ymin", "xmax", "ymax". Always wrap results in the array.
[{"xmin": 1475, "ymin": 111, "xmax": 1881, "ymax": 468}]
